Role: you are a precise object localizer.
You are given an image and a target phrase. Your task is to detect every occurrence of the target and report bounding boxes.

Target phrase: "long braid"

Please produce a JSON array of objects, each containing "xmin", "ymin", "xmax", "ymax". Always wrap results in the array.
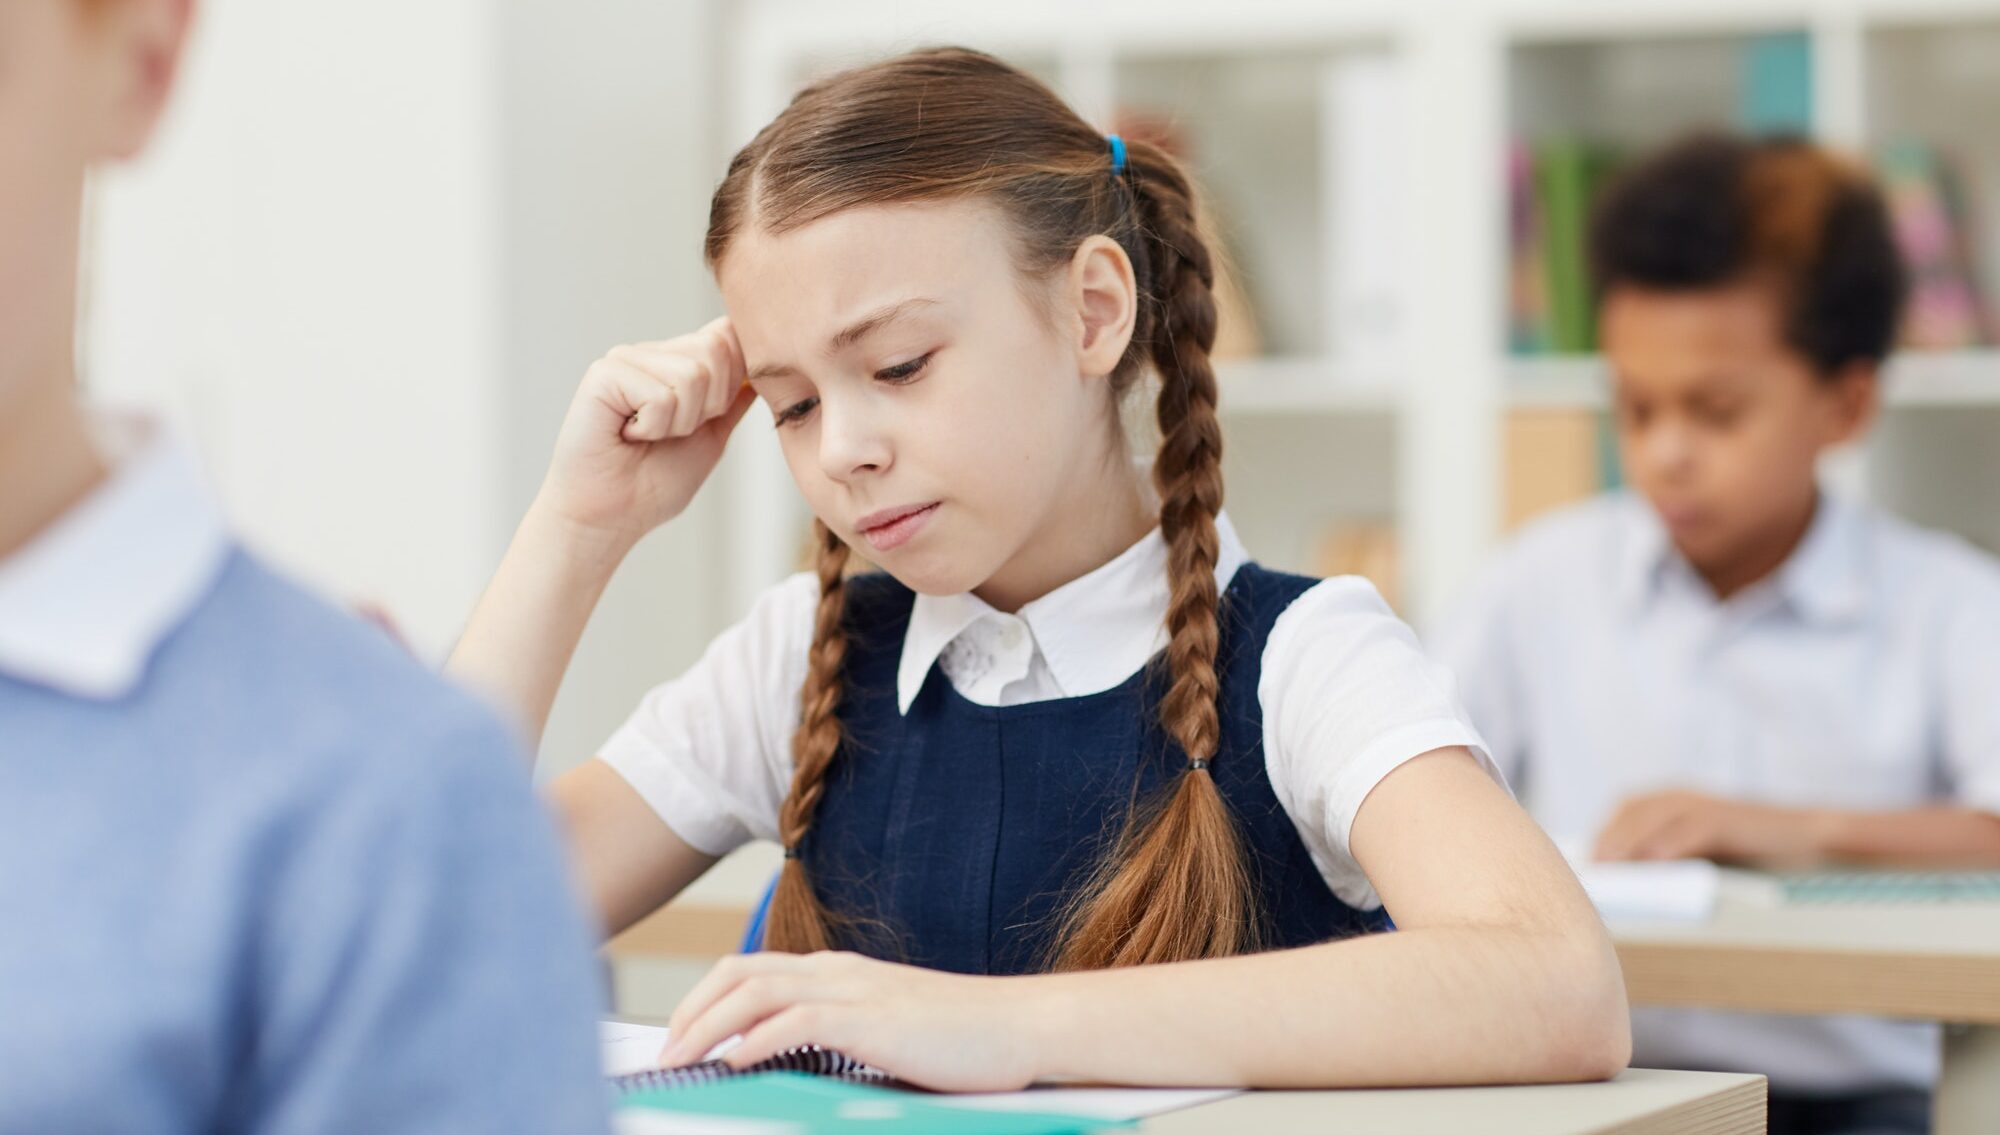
[
  {"xmin": 762, "ymin": 520, "xmax": 851, "ymax": 953},
  {"xmin": 705, "ymin": 48, "xmax": 1263, "ymax": 969},
  {"xmin": 1049, "ymin": 139, "xmax": 1261, "ymax": 971}
]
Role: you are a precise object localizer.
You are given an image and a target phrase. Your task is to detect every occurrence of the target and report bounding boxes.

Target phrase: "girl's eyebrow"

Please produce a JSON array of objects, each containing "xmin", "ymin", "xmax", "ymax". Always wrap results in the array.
[
  {"xmin": 746, "ymin": 298, "xmax": 942, "ymax": 383},
  {"xmin": 827, "ymin": 297, "xmax": 939, "ymax": 352}
]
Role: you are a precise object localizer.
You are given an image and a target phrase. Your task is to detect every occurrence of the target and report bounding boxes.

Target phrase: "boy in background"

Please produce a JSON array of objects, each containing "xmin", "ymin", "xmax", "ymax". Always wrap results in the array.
[
  {"xmin": 1437, "ymin": 133, "xmax": 2000, "ymax": 1135},
  {"xmin": 0, "ymin": 2, "xmax": 609, "ymax": 1130}
]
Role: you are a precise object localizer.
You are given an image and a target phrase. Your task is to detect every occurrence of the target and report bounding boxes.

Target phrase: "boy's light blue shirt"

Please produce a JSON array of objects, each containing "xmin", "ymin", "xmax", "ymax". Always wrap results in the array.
[
  {"xmin": 0, "ymin": 428, "xmax": 610, "ymax": 1133},
  {"xmin": 1434, "ymin": 490, "xmax": 2000, "ymax": 1094}
]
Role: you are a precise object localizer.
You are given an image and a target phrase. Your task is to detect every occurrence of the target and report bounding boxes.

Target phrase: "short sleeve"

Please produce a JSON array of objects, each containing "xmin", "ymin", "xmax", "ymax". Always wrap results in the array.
[
  {"xmin": 1261, "ymin": 576, "xmax": 1502, "ymax": 909},
  {"xmin": 1938, "ymin": 568, "xmax": 2000, "ymax": 817},
  {"xmin": 597, "ymin": 572, "xmax": 818, "ymax": 856}
]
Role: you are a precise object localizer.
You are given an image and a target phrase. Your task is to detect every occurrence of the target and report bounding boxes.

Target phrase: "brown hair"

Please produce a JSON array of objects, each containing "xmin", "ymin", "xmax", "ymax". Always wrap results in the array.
[
  {"xmin": 705, "ymin": 47, "xmax": 1260, "ymax": 969},
  {"xmin": 1589, "ymin": 132, "xmax": 1907, "ymax": 378}
]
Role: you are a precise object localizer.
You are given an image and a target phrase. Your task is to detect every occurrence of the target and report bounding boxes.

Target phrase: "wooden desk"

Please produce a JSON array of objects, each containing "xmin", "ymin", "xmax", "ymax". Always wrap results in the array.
[
  {"xmin": 1140, "ymin": 1070, "xmax": 1763, "ymax": 1134},
  {"xmin": 1613, "ymin": 888, "xmax": 2000, "ymax": 1135}
]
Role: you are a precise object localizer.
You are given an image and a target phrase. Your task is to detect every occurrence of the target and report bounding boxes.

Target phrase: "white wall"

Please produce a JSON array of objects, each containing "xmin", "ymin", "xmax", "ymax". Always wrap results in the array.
[
  {"xmin": 496, "ymin": 0, "xmax": 731, "ymax": 775},
  {"xmin": 82, "ymin": 0, "xmax": 730, "ymax": 773},
  {"xmin": 84, "ymin": 0, "xmax": 507, "ymax": 654}
]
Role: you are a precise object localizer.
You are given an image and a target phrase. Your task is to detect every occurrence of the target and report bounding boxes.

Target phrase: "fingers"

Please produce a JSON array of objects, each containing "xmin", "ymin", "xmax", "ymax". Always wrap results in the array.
[
  {"xmin": 1632, "ymin": 812, "xmax": 1710, "ymax": 861},
  {"xmin": 595, "ymin": 329, "xmax": 745, "ymax": 444},
  {"xmin": 666, "ymin": 974, "xmax": 811, "ymax": 1067},
  {"xmin": 695, "ymin": 316, "xmax": 749, "ymax": 419},
  {"xmin": 1594, "ymin": 797, "xmax": 1676, "ymax": 862},
  {"xmin": 724, "ymin": 1004, "xmax": 851, "ymax": 1069},
  {"xmin": 700, "ymin": 382, "xmax": 759, "ymax": 443},
  {"xmin": 1595, "ymin": 793, "xmax": 1712, "ymax": 862},
  {"xmin": 589, "ymin": 357, "xmax": 680, "ymax": 443},
  {"xmin": 664, "ymin": 953, "xmax": 803, "ymax": 1052}
]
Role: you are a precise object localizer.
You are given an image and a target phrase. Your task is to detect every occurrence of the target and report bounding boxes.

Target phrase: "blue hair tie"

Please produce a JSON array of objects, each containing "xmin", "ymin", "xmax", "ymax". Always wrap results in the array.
[{"xmin": 1107, "ymin": 133, "xmax": 1127, "ymax": 176}]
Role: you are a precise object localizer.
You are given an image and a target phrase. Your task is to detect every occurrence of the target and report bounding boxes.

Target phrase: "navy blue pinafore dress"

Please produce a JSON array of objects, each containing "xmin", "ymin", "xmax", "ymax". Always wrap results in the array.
[{"xmin": 795, "ymin": 563, "xmax": 1387, "ymax": 975}]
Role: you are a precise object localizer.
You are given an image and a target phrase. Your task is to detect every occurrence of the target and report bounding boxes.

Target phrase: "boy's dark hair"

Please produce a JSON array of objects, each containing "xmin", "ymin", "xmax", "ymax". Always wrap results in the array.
[{"xmin": 1590, "ymin": 132, "xmax": 1908, "ymax": 379}]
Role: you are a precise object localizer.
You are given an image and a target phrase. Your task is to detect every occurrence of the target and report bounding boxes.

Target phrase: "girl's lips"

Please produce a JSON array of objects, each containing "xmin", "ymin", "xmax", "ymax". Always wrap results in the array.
[{"xmin": 858, "ymin": 502, "xmax": 939, "ymax": 552}]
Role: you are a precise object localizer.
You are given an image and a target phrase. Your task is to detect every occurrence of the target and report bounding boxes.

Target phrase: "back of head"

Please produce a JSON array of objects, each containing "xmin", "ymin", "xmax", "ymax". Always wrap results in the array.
[
  {"xmin": 1589, "ymin": 132, "xmax": 1907, "ymax": 380},
  {"xmin": 711, "ymin": 47, "xmax": 1259, "ymax": 970}
]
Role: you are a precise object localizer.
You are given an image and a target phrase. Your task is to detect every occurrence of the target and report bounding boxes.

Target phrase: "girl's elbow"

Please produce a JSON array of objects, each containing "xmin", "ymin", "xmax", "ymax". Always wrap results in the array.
[
  {"xmin": 1549, "ymin": 943, "xmax": 1632, "ymax": 1082},
  {"xmin": 1563, "ymin": 995, "xmax": 1633, "ymax": 1082}
]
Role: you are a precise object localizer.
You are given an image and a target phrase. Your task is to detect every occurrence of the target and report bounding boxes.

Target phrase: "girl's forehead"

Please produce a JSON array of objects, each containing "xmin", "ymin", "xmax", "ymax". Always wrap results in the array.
[{"xmin": 718, "ymin": 198, "xmax": 1018, "ymax": 344}]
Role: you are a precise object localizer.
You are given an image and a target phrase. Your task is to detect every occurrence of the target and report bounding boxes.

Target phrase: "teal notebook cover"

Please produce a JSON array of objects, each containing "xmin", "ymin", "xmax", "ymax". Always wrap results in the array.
[{"xmin": 623, "ymin": 1073, "xmax": 1131, "ymax": 1134}]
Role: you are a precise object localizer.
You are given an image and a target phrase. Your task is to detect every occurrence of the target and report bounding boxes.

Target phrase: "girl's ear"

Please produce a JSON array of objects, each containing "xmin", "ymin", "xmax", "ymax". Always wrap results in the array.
[{"xmin": 1067, "ymin": 235, "xmax": 1139, "ymax": 381}]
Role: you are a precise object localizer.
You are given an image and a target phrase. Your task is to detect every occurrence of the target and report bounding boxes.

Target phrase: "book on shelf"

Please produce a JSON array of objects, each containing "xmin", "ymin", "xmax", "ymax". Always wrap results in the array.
[
  {"xmin": 1506, "ymin": 140, "xmax": 1552, "ymax": 356},
  {"xmin": 1509, "ymin": 33, "xmax": 1817, "ymax": 360},
  {"xmin": 1739, "ymin": 32, "xmax": 1813, "ymax": 137},
  {"xmin": 1877, "ymin": 141, "xmax": 1990, "ymax": 351},
  {"xmin": 1508, "ymin": 139, "xmax": 1622, "ymax": 357}
]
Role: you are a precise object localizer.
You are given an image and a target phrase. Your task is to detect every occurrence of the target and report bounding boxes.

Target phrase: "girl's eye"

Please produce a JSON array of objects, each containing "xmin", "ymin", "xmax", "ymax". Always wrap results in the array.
[
  {"xmin": 876, "ymin": 352, "xmax": 933, "ymax": 383},
  {"xmin": 775, "ymin": 396, "xmax": 819, "ymax": 427}
]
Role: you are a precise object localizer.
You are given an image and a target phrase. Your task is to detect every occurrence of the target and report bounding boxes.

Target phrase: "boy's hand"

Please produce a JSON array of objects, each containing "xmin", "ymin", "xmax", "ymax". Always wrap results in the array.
[
  {"xmin": 535, "ymin": 316, "xmax": 757, "ymax": 545},
  {"xmin": 1594, "ymin": 790, "xmax": 1836, "ymax": 868}
]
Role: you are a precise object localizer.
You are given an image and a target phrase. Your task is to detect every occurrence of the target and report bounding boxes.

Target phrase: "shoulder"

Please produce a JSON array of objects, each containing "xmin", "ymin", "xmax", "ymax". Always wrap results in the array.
[
  {"xmin": 1258, "ymin": 570, "xmax": 1425, "ymax": 680},
  {"xmin": 1854, "ymin": 506, "xmax": 2000, "ymax": 633},
  {"xmin": 1863, "ymin": 506, "xmax": 2000, "ymax": 598},
  {"xmin": 165, "ymin": 551, "xmax": 525, "ymax": 797}
]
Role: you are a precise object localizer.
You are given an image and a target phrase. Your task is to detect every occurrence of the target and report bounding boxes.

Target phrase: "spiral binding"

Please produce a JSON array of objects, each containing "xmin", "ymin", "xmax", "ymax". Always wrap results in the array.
[{"xmin": 612, "ymin": 1046, "xmax": 889, "ymax": 1095}]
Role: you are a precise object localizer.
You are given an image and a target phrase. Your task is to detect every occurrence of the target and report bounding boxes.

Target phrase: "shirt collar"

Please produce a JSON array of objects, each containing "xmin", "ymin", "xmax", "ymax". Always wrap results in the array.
[
  {"xmin": 1614, "ymin": 493, "xmax": 1675, "ymax": 613},
  {"xmin": 1771, "ymin": 494, "xmax": 1869, "ymax": 626},
  {"xmin": 896, "ymin": 510, "xmax": 1249, "ymax": 714},
  {"xmin": 0, "ymin": 418, "xmax": 231, "ymax": 699},
  {"xmin": 1615, "ymin": 490, "xmax": 1868, "ymax": 626}
]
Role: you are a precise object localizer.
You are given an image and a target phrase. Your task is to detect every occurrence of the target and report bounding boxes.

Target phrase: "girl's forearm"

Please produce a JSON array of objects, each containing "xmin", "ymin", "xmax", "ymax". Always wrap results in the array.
[
  {"xmin": 445, "ymin": 500, "xmax": 638, "ymax": 750},
  {"xmin": 1019, "ymin": 923, "xmax": 1628, "ymax": 1089}
]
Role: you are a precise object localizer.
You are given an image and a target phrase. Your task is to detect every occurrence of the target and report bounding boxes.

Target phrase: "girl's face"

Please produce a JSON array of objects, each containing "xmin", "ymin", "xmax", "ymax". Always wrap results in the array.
[{"xmin": 718, "ymin": 198, "xmax": 1138, "ymax": 604}]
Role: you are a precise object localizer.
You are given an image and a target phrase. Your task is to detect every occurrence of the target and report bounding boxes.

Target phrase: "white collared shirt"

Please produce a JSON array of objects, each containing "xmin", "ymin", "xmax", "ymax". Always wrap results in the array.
[
  {"xmin": 602, "ymin": 511, "xmax": 1496, "ymax": 910},
  {"xmin": 1433, "ymin": 490, "xmax": 2000, "ymax": 1092},
  {"xmin": 0, "ymin": 419, "xmax": 230, "ymax": 699}
]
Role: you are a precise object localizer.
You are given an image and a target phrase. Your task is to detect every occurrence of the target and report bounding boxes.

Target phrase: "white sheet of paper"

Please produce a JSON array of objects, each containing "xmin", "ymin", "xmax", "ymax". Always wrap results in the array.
[
  {"xmin": 603, "ymin": 1023, "xmax": 747, "ymax": 1078},
  {"xmin": 1558, "ymin": 839, "xmax": 1719, "ymax": 924},
  {"xmin": 602, "ymin": 1022, "xmax": 674, "ymax": 1077}
]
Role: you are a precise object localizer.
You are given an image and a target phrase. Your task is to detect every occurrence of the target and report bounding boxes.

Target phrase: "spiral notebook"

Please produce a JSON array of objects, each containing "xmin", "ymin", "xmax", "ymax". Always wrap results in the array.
[
  {"xmin": 601, "ymin": 1023, "xmax": 1238, "ymax": 1122},
  {"xmin": 603, "ymin": 1023, "xmax": 890, "ymax": 1095}
]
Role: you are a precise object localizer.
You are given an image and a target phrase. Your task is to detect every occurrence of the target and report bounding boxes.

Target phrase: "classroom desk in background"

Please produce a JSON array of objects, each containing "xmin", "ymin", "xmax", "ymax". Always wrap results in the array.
[{"xmin": 1612, "ymin": 880, "xmax": 2000, "ymax": 1135}]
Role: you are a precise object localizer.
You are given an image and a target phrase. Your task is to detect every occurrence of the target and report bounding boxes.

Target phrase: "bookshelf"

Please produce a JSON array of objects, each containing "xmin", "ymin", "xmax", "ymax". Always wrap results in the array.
[{"xmin": 716, "ymin": 0, "xmax": 2000, "ymax": 627}]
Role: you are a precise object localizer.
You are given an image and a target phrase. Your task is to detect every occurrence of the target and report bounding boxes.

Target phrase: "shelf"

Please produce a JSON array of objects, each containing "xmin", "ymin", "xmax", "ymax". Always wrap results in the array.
[
  {"xmin": 1504, "ymin": 351, "xmax": 2000, "ymax": 409},
  {"xmin": 1214, "ymin": 356, "xmax": 1403, "ymax": 416},
  {"xmin": 1506, "ymin": 356, "xmax": 1610, "ymax": 408},
  {"xmin": 1883, "ymin": 351, "xmax": 2000, "ymax": 406}
]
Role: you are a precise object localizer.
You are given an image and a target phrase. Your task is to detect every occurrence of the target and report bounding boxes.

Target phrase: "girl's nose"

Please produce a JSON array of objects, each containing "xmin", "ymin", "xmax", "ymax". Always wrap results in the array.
[{"xmin": 815, "ymin": 397, "xmax": 891, "ymax": 483}]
